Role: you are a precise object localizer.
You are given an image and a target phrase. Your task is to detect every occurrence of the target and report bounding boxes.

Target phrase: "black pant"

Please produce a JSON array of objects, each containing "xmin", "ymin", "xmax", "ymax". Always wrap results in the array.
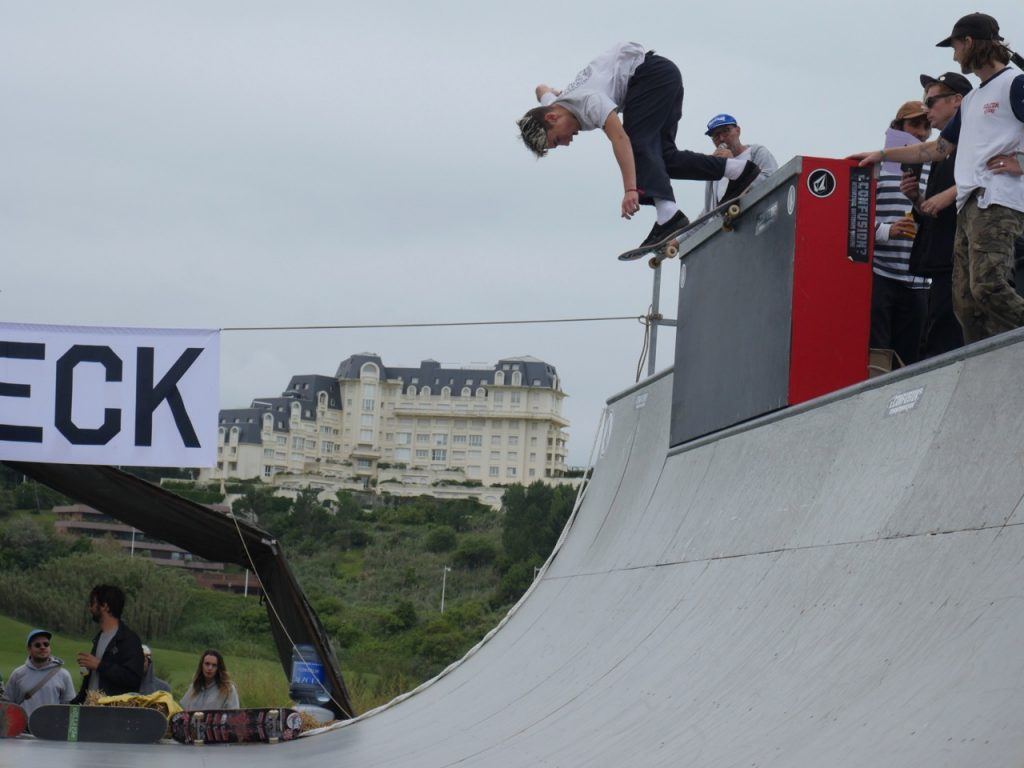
[
  {"xmin": 870, "ymin": 273, "xmax": 928, "ymax": 366},
  {"xmin": 920, "ymin": 271, "xmax": 964, "ymax": 359},
  {"xmin": 622, "ymin": 53, "xmax": 725, "ymax": 204}
]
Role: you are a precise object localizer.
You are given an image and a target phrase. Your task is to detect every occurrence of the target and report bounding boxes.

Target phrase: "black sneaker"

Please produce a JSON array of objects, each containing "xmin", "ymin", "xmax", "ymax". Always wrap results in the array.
[
  {"xmin": 639, "ymin": 209, "xmax": 690, "ymax": 249},
  {"xmin": 721, "ymin": 160, "xmax": 761, "ymax": 202}
]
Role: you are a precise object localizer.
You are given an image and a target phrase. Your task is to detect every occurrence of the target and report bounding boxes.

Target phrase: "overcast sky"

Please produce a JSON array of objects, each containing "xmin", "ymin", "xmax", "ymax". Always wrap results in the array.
[{"xmin": 2, "ymin": 1, "xmax": 1019, "ymax": 465}]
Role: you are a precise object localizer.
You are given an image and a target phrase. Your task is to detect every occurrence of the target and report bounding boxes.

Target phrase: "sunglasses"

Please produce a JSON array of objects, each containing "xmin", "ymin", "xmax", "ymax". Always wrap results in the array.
[
  {"xmin": 924, "ymin": 93, "xmax": 957, "ymax": 108},
  {"xmin": 31, "ymin": 641, "xmax": 50, "ymax": 648}
]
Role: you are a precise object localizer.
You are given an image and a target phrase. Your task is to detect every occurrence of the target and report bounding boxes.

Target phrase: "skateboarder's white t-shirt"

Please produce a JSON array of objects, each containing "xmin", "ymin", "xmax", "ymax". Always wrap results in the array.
[{"xmin": 540, "ymin": 42, "xmax": 647, "ymax": 131}]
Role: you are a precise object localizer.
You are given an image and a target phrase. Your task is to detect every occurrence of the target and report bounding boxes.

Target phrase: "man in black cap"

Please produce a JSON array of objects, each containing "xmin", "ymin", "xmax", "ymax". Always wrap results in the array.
[
  {"xmin": 901, "ymin": 72, "xmax": 972, "ymax": 357},
  {"xmin": 854, "ymin": 13, "xmax": 1024, "ymax": 344}
]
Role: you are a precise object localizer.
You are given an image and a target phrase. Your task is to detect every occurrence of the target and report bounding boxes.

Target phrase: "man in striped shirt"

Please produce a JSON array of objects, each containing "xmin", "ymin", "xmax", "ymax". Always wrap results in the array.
[{"xmin": 871, "ymin": 101, "xmax": 932, "ymax": 366}]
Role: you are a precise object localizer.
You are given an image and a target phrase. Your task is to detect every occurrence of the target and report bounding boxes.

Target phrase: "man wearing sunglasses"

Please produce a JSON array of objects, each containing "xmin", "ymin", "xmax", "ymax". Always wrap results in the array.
[
  {"xmin": 854, "ymin": 13, "xmax": 1024, "ymax": 344},
  {"xmin": 4, "ymin": 629, "xmax": 75, "ymax": 719},
  {"xmin": 902, "ymin": 73, "xmax": 973, "ymax": 358}
]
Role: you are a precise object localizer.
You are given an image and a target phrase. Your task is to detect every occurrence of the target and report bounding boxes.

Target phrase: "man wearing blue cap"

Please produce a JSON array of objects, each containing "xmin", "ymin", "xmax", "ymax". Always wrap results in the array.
[
  {"xmin": 517, "ymin": 43, "xmax": 762, "ymax": 250},
  {"xmin": 4, "ymin": 629, "xmax": 76, "ymax": 719},
  {"xmin": 702, "ymin": 114, "xmax": 778, "ymax": 214}
]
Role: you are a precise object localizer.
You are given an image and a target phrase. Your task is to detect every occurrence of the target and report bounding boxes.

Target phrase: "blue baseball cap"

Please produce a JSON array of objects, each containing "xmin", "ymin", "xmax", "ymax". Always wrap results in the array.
[
  {"xmin": 705, "ymin": 113, "xmax": 738, "ymax": 136},
  {"xmin": 27, "ymin": 629, "xmax": 51, "ymax": 645}
]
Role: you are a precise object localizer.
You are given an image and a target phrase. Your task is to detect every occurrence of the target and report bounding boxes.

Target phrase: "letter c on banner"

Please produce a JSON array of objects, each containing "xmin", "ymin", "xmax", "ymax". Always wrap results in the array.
[{"xmin": 54, "ymin": 345, "xmax": 123, "ymax": 445}]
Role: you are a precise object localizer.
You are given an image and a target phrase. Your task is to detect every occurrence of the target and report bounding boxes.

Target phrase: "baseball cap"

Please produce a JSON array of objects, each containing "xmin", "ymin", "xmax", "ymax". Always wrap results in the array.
[
  {"xmin": 894, "ymin": 101, "xmax": 928, "ymax": 121},
  {"xmin": 27, "ymin": 629, "xmax": 52, "ymax": 645},
  {"xmin": 705, "ymin": 113, "xmax": 738, "ymax": 136},
  {"xmin": 919, "ymin": 72, "xmax": 973, "ymax": 96},
  {"xmin": 936, "ymin": 13, "xmax": 1002, "ymax": 47}
]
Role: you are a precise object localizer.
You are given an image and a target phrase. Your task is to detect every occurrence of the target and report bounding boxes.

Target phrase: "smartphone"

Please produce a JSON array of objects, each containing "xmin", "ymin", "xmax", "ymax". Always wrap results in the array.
[{"xmin": 900, "ymin": 163, "xmax": 923, "ymax": 180}]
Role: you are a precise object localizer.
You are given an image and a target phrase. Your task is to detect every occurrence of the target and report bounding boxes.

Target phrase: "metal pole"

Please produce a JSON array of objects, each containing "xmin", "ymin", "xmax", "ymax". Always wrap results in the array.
[
  {"xmin": 130, "ymin": 528, "xmax": 136, "ymax": 558},
  {"xmin": 440, "ymin": 565, "xmax": 452, "ymax": 613},
  {"xmin": 648, "ymin": 263, "xmax": 662, "ymax": 377},
  {"xmin": 244, "ymin": 569, "xmax": 249, "ymax": 597}
]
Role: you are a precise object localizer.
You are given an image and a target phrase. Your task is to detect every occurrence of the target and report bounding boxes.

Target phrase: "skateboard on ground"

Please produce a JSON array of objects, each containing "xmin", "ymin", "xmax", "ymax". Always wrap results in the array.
[
  {"xmin": 28, "ymin": 704, "xmax": 167, "ymax": 743},
  {"xmin": 0, "ymin": 702, "xmax": 28, "ymax": 738},
  {"xmin": 170, "ymin": 708, "xmax": 303, "ymax": 745},
  {"xmin": 617, "ymin": 192, "xmax": 750, "ymax": 267}
]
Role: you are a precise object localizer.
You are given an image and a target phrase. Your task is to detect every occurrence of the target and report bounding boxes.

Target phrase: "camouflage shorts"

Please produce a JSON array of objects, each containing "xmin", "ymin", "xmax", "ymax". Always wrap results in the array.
[{"xmin": 952, "ymin": 197, "xmax": 1024, "ymax": 343}]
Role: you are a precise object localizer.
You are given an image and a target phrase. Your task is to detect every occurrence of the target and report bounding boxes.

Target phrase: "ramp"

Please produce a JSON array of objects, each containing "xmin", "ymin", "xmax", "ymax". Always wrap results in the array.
[{"xmin": 8, "ymin": 331, "xmax": 1024, "ymax": 766}]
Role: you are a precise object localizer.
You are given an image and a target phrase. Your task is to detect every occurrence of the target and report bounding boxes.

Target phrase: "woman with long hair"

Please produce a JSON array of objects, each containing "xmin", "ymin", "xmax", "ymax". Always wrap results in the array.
[{"xmin": 179, "ymin": 649, "xmax": 239, "ymax": 710}]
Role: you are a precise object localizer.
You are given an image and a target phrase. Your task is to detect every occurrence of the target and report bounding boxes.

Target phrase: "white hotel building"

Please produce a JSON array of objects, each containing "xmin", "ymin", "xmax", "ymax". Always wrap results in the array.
[{"xmin": 201, "ymin": 354, "xmax": 570, "ymax": 492}]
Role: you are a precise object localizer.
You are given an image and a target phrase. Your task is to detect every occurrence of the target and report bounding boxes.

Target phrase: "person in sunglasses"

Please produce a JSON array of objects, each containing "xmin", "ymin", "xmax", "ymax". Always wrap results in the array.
[
  {"xmin": 854, "ymin": 13, "xmax": 1024, "ymax": 344},
  {"xmin": 4, "ymin": 629, "xmax": 75, "ymax": 719},
  {"xmin": 902, "ymin": 72, "xmax": 973, "ymax": 358}
]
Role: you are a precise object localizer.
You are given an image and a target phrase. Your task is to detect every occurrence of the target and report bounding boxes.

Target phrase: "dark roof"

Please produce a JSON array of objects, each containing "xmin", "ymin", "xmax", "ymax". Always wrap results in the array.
[
  {"xmin": 335, "ymin": 355, "xmax": 559, "ymax": 395},
  {"xmin": 283, "ymin": 375, "xmax": 342, "ymax": 407},
  {"xmin": 218, "ymin": 408, "xmax": 267, "ymax": 444}
]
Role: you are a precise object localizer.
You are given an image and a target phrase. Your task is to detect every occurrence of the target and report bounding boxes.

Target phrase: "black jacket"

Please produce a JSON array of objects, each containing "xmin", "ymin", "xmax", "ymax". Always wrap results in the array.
[
  {"xmin": 72, "ymin": 622, "xmax": 144, "ymax": 702},
  {"xmin": 909, "ymin": 150, "xmax": 957, "ymax": 276}
]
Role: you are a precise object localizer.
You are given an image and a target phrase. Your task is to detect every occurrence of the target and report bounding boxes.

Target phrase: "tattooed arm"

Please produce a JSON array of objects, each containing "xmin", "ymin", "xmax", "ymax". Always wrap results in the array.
[{"xmin": 851, "ymin": 137, "xmax": 956, "ymax": 167}]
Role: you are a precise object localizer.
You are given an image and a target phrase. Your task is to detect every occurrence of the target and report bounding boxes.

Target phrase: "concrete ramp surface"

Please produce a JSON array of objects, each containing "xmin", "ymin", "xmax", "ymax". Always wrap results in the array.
[{"xmin": 8, "ymin": 331, "xmax": 1024, "ymax": 767}]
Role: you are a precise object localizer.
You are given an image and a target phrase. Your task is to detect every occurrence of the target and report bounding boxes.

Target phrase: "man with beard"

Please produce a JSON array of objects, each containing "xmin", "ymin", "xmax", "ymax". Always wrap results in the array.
[
  {"xmin": 72, "ymin": 584, "xmax": 144, "ymax": 702},
  {"xmin": 855, "ymin": 13, "xmax": 1024, "ymax": 343}
]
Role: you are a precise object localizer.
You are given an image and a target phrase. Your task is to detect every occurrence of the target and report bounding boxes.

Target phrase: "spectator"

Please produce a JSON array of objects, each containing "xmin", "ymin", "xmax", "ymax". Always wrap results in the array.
[
  {"xmin": 904, "ymin": 72, "xmax": 973, "ymax": 358},
  {"xmin": 855, "ymin": 13, "xmax": 1024, "ymax": 343},
  {"xmin": 4, "ymin": 629, "xmax": 75, "ymax": 719},
  {"xmin": 701, "ymin": 113, "xmax": 778, "ymax": 214},
  {"xmin": 139, "ymin": 644, "xmax": 171, "ymax": 695},
  {"xmin": 72, "ymin": 584, "xmax": 144, "ymax": 702},
  {"xmin": 518, "ymin": 43, "xmax": 761, "ymax": 251},
  {"xmin": 179, "ymin": 649, "xmax": 239, "ymax": 710},
  {"xmin": 871, "ymin": 101, "xmax": 932, "ymax": 365}
]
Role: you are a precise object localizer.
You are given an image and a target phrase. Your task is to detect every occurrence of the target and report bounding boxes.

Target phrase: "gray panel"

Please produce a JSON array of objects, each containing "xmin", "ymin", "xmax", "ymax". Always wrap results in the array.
[
  {"xmin": 670, "ymin": 178, "xmax": 798, "ymax": 446},
  {"xmin": 8, "ymin": 331, "xmax": 1024, "ymax": 767}
]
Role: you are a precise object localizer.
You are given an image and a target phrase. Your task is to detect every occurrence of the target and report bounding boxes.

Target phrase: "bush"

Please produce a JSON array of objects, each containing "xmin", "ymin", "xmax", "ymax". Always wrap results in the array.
[
  {"xmin": 452, "ymin": 536, "xmax": 497, "ymax": 569},
  {"xmin": 424, "ymin": 526, "xmax": 457, "ymax": 553}
]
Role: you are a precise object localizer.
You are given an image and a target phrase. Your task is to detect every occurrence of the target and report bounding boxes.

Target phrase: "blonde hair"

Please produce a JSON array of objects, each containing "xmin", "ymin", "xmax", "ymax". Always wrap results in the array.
[{"xmin": 517, "ymin": 107, "xmax": 552, "ymax": 158}]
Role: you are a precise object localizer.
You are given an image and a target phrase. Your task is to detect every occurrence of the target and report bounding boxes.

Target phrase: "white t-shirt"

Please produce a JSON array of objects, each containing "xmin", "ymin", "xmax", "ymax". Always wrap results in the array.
[{"xmin": 546, "ymin": 42, "xmax": 647, "ymax": 131}]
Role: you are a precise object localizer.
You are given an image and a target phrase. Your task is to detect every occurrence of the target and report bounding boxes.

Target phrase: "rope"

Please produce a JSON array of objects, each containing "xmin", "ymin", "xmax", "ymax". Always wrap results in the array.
[
  {"xmin": 227, "ymin": 511, "xmax": 352, "ymax": 719},
  {"xmin": 222, "ymin": 315, "xmax": 641, "ymax": 333},
  {"xmin": 635, "ymin": 308, "xmax": 652, "ymax": 383}
]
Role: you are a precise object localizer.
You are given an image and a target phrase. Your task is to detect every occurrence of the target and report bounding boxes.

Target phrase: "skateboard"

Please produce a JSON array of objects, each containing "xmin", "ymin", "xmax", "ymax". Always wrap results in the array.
[
  {"xmin": 0, "ymin": 702, "xmax": 28, "ymax": 738},
  {"xmin": 28, "ymin": 704, "xmax": 167, "ymax": 743},
  {"xmin": 617, "ymin": 194, "xmax": 749, "ymax": 267},
  {"xmin": 170, "ymin": 708, "xmax": 303, "ymax": 745}
]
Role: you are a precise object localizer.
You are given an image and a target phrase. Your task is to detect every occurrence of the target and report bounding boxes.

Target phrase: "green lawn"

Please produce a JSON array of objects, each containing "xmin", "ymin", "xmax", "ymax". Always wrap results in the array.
[{"xmin": 0, "ymin": 614, "xmax": 289, "ymax": 707}]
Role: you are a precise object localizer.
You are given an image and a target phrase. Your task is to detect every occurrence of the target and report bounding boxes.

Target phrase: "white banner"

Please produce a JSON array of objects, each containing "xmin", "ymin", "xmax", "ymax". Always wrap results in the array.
[{"xmin": 0, "ymin": 323, "xmax": 219, "ymax": 467}]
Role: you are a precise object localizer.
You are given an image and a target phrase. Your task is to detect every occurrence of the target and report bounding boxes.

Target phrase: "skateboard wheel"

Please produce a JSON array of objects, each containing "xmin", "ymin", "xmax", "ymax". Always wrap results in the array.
[
  {"xmin": 727, "ymin": 204, "xmax": 740, "ymax": 217},
  {"xmin": 269, "ymin": 737, "xmax": 279, "ymax": 744},
  {"xmin": 665, "ymin": 243, "xmax": 678, "ymax": 258},
  {"xmin": 648, "ymin": 256, "xmax": 659, "ymax": 269}
]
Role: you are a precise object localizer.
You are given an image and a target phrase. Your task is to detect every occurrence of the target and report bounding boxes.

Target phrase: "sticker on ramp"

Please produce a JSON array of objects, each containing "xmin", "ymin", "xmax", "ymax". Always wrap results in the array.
[
  {"xmin": 887, "ymin": 387, "xmax": 924, "ymax": 416},
  {"xmin": 635, "ymin": 392, "xmax": 648, "ymax": 409},
  {"xmin": 807, "ymin": 169, "xmax": 836, "ymax": 198}
]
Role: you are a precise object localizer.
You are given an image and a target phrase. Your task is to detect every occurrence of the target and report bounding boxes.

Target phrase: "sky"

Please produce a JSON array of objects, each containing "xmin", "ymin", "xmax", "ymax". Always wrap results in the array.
[{"xmin": 1, "ymin": 1, "xmax": 1019, "ymax": 465}]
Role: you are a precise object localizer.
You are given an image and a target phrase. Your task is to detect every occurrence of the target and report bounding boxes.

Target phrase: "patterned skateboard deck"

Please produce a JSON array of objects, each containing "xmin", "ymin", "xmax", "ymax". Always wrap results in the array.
[
  {"xmin": 28, "ymin": 704, "xmax": 167, "ymax": 743},
  {"xmin": 0, "ymin": 702, "xmax": 28, "ymax": 738},
  {"xmin": 171, "ymin": 708, "xmax": 303, "ymax": 744}
]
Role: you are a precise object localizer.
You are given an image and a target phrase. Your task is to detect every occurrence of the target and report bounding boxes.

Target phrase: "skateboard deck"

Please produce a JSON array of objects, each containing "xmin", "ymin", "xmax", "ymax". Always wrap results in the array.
[
  {"xmin": 617, "ymin": 193, "xmax": 749, "ymax": 265},
  {"xmin": 170, "ymin": 708, "xmax": 303, "ymax": 745},
  {"xmin": 28, "ymin": 704, "xmax": 167, "ymax": 744},
  {"xmin": 0, "ymin": 702, "xmax": 28, "ymax": 738}
]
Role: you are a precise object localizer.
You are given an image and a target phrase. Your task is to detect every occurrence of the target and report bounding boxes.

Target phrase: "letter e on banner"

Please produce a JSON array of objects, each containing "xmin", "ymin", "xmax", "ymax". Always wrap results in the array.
[{"xmin": 0, "ymin": 323, "xmax": 219, "ymax": 467}]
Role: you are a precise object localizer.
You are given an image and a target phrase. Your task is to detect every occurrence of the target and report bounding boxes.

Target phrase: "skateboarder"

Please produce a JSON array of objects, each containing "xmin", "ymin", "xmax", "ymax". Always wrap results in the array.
[
  {"xmin": 4, "ymin": 629, "xmax": 75, "ymax": 719},
  {"xmin": 518, "ymin": 42, "xmax": 761, "ymax": 250},
  {"xmin": 72, "ymin": 584, "xmax": 144, "ymax": 702},
  {"xmin": 180, "ymin": 649, "xmax": 240, "ymax": 710}
]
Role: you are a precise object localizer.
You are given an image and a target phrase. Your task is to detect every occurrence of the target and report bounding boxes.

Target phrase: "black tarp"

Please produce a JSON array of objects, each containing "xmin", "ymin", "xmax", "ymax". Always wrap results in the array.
[{"xmin": 5, "ymin": 461, "xmax": 354, "ymax": 719}]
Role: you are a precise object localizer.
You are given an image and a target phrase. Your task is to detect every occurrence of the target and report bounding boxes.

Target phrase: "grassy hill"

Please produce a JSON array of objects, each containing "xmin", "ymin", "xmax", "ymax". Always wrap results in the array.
[{"xmin": 0, "ymin": 479, "xmax": 577, "ymax": 713}]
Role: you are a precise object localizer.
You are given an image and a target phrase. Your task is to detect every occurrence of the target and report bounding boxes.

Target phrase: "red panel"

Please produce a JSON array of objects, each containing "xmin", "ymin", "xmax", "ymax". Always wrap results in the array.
[{"xmin": 788, "ymin": 157, "xmax": 875, "ymax": 405}]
